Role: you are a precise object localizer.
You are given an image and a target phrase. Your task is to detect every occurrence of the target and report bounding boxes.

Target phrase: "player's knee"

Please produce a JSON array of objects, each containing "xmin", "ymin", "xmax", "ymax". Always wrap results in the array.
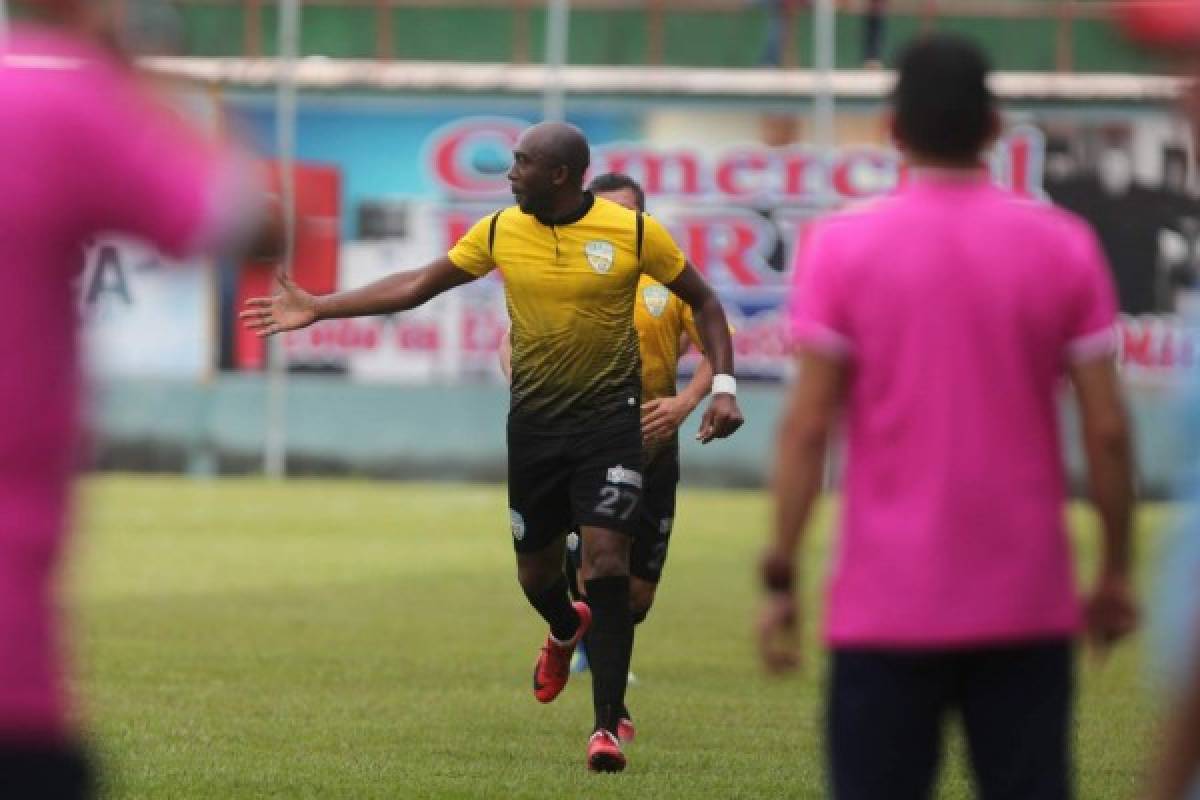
[
  {"xmin": 629, "ymin": 582, "xmax": 656, "ymax": 623},
  {"xmin": 584, "ymin": 548, "xmax": 628, "ymax": 579}
]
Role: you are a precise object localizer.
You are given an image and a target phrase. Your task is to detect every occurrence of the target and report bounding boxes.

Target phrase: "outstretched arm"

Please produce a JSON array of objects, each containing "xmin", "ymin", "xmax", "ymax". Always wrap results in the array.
[
  {"xmin": 241, "ymin": 256, "xmax": 477, "ymax": 337},
  {"xmin": 664, "ymin": 265, "xmax": 743, "ymax": 442}
]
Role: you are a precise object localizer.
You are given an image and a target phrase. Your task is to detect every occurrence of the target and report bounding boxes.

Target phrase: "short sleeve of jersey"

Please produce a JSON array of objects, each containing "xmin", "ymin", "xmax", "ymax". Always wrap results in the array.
[
  {"xmin": 639, "ymin": 215, "xmax": 687, "ymax": 285},
  {"xmin": 789, "ymin": 222, "xmax": 853, "ymax": 359},
  {"xmin": 1062, "ymin": 223, "xmax": 1119, "ymax": 364},
  {"xmin": 447, "ymin": 214, "xmax": 498, "ymax": 277}
]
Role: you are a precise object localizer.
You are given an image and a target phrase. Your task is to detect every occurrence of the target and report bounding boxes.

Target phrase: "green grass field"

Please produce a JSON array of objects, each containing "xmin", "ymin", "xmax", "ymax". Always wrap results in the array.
[{"xmin": 67, "ymin": 477, "xmax": 1164, "ymax": 799}]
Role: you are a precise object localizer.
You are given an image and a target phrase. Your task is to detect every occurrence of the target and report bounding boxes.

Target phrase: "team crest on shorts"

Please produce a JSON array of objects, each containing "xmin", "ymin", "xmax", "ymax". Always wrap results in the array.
[
  {"xmin": 509, "ymin": 509, "xmax": 526, "ymax": 541},
  {"xmin": 606, "ymin": 465, "xmax": 643, "ymax": 489},
  {"xmin": 585, "ymin": 240, "xmax": 615, "ymax": 274},
  {"xmin": 642, "ymin": 284, "xmax": 669, "ymax": 318}
]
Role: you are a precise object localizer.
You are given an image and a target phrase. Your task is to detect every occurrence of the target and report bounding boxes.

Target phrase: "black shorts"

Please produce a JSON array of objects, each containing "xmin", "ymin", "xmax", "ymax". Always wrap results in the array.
[
  {"xmin": 507, "ymin": 411, "xmax": 644, "ymax": 553},
  {"xmin": 628, "ymin": 442, "xmax": 680, "ymax": 583},
  {"xmin": 828, "ymin": 639, "xmax": 1073, "ymax": 800}
]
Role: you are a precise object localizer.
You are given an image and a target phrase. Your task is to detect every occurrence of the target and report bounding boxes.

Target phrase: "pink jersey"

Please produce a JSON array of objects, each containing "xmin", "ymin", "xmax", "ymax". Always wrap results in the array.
[
  {"xmin": 0, "ymin": 25, "xmax": 246, "ymax": 741},
  {"xmin": 789, "ymin": 170, "xmax": 1118, "ymax": 647}
]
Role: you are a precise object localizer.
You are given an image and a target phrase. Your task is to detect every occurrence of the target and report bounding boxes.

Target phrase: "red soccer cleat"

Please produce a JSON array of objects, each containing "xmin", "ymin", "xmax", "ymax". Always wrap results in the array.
[
  {"xmin": 617, "ymin": 716, "xmax": 636, "ymax": 745},
  {"xmin": 532, "ymin": 601, "xmax": 591, "ymax": 703},
  {"xmin": 586, "ymin": 730, "xmax": 627, "ymax": 773}
]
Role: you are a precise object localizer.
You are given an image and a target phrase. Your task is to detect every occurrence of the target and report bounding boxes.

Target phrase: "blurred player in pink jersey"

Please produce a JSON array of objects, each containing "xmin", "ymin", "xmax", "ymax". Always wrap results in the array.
[
  {"xmin": 0, "ymin": 2, "xmax": 276, "ymax": 796},
  {"xmin": 760, "ymin": 34, "xmax": 1136, "ymax": 799}
]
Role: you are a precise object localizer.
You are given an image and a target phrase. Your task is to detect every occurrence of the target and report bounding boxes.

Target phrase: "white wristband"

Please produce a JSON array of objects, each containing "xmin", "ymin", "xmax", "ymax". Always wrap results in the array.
[{"xmin": 712, "ymin": 374, "xmax": 737, "ymax": 396}]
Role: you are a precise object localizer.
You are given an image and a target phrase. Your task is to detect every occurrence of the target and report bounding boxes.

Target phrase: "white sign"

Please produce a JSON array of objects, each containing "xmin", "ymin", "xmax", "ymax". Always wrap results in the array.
[{"xmin": 80, "ymin": 237, "xmax": 215, "ymax": 380}]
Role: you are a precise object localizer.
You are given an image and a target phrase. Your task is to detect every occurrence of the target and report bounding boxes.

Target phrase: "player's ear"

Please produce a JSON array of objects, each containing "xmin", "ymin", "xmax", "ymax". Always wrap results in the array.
[{"xmin": 551, "ymin": 164, "xmax": 568, "ymax": 187}]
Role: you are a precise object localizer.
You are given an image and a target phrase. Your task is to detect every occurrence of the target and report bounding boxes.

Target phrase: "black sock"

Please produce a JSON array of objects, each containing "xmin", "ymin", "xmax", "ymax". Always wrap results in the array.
[
  {"xmin": 584, "ymin": 575, "xmax": 633, "ymax": 734},
  {"xmin": 524, "ymin": 574, "xmax": 580, "ymax": 643}
]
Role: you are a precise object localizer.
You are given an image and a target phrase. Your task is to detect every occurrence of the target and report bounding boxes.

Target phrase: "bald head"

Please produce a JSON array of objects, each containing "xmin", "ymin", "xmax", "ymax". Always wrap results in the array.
[
  {"xmin": 516, "ymin": 122, "xmax": 591, "ymax": 187},
  {"xmin": 508, "ymin": 122, "xmax": 594, "ymax": 219}
]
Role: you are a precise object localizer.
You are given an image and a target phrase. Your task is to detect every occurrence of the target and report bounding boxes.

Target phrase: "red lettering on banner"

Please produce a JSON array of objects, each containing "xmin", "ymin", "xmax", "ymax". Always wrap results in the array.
[
  {"xmin": 429, "ymin": 118, "xmax": 521, "ymax": 196},
  {"xmin": 601, "ymin": 149, "xmax": 701, "ymax": 196},
  {"xmin": 831, "ymin": 150, "xmax": 896, "ymax": 199},
  {"xmin": 394, "ymin": 322, "xmax": 439, "ymax": 350},
  {"xmin": 444, "ymin": 215, "xmax": 473, "ymax": 250},
  {"xmin": 1118, "ymin": 317, "xmax": 1200, "ymax": 369},
  {"xmin": 781, "ymin": 150, "xmax": 821, "ymax": 198},
  {"xmin": 286, "ymin": 319, "xmax": 382, "ymax": 353},
  {"xmin": 677, "ymin": 212, "xmax": 778, "ymax": 287},
  {"xmin": 462, "ymin": 307, "xmax": 508, "ymax": 352},
  {"xmin": 716, "ymin": 150, "xmax": 770, "ymax": 200},
  {"xmin": 425, "ymin": 117, "xmax": 1046, "ymax": 203}
]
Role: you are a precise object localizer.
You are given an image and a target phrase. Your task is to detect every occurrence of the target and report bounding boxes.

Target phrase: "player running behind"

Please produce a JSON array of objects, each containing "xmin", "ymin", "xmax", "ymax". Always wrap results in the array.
[{"xmin": 242, "ymin": 122, "xmax": 743, "ymax": 773}]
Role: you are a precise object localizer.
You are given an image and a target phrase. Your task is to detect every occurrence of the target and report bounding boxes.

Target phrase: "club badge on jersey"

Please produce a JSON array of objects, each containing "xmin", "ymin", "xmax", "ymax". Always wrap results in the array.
[
  {"xmin": 642, "ymin": 284, "xmax": 669, "ymax": 318},
  {"xmin": 585, "ymin": 240, "xmax": 615, "ymax": 274}
]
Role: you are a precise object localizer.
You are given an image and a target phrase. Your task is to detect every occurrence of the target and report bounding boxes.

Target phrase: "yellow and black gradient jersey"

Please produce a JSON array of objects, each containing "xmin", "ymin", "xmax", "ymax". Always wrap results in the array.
[
  {"xmin": 448, "ymin": 194, "xmax": 687, "ymax": 430},
  {"xmin": 634, "ymin": 274, "xmax": 703, "ymax": 405}
]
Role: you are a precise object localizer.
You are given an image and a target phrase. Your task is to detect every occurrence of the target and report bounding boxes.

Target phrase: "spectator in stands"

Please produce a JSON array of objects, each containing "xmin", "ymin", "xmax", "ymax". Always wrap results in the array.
[
  {"xmin": 757, "ymin": 0, "xmax": 805, "ymax": 66},
  {"xmin": 862, "ymin": 0, "xmax": 886, "ymax": 67}
]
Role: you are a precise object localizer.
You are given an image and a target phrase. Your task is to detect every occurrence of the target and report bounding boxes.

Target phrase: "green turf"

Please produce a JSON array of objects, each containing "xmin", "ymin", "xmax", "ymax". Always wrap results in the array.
[{"xmin": 68, "ymin": 477, "xmax": 1163, "ymax": 799}]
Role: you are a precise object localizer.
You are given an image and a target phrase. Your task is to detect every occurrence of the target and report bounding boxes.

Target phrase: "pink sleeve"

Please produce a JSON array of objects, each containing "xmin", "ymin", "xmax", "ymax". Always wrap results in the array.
[
  {"xmin": 788, "ymin": 222, "xmax": 853, "ymax": 359},
  {"xmin": 80, "ymin": 79, "xmax": 256, "ymax": 259},
  {"xmin": 1062, "ymin": 224, "xmax": 1119, "ymax": 364}
]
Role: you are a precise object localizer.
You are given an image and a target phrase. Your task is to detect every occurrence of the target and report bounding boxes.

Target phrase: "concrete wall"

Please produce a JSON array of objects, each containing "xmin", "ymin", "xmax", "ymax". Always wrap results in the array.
[{"xmin": 91, "ymin": 375, "xmax": 1185, "ymax": 496}]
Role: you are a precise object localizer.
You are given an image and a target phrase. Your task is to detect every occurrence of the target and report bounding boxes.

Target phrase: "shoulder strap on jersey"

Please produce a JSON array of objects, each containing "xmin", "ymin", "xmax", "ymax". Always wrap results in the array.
[
  {"xmin": 635, "ymin": 212, "xmax": 645, "ymax": 264},
  {"xmin": 488, "ymin": 210, "xmax": 502, "ymax": 256}
]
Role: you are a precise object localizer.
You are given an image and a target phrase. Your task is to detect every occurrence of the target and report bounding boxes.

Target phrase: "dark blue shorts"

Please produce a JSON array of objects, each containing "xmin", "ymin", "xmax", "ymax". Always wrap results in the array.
[{"xmin": 828, "ymin": 639, "xmax": 1074, "ymax": 800}]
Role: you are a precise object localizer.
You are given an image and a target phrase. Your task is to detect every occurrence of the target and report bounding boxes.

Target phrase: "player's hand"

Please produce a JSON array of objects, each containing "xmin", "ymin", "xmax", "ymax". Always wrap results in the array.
[
  {"xmin": 696, "ymin": 393, "xmax": 744, "ymax": 443},
  {"xmin": 642, "ymin": 396, "xmax": 695, "ymax": 445},
  {"xmin": 240, "ymin": 271, "xmax": 320, "ymax": 337},
  {"xmin": 1085, "ymin": 571, "xmax": 1139, "ymax": 660},
  {"xmin": 757, "ymin": 546, "xmax": 801, "ymax": 673},
  {"xmin": 757, "ymin": 591, "xmax": 801, "ymax": 674}
]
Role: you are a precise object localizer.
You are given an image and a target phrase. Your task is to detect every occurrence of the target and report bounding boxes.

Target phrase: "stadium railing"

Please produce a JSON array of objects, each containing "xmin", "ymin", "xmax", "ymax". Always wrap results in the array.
[{"xmin": 153, "ymin": 0, "xmax": 1135, "ymax": 72}]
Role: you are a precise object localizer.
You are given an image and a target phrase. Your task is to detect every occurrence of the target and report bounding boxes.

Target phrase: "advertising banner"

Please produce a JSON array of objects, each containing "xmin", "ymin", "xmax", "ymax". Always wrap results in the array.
[{"xmin": 226, "ymin": 96, "xmax": 1199, "ymax": 383}]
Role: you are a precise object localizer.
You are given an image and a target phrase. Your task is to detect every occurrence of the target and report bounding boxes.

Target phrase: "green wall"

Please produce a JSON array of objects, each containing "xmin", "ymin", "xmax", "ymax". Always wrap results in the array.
[{"xmin": 175, "ymin": 5, "xmax": 1163, "ymax": 72}]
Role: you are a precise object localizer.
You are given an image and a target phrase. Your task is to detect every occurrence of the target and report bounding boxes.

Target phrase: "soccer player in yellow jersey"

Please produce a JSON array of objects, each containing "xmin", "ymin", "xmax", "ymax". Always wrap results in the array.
[
  {"xmin": 500, "ymin": 172, "xmax": 718, "ymax": 744},
  {"xmin": 241, "ymin": 122, "xmax": 743, "ymax": 772}
]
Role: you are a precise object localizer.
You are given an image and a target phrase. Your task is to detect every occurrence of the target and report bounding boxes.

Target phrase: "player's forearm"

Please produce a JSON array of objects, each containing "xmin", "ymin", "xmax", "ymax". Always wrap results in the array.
[
  {"xmin": 693, "ymin": 297, "xmax": 734, "ymax": 376},
  {"xmin": 1083, "ymin": 421, "xmax": 1135, "ymax": 577},
  {"xmin": 770, "ymin": 409, "xmax": 828, "ymax": 560},
  {"xmin": 678, "ymin": 358, "xmax": 714, "ymax": 411},
  {"xmin": 314, "ymin": 271, "xmax": 423, "ymax": 320}
]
